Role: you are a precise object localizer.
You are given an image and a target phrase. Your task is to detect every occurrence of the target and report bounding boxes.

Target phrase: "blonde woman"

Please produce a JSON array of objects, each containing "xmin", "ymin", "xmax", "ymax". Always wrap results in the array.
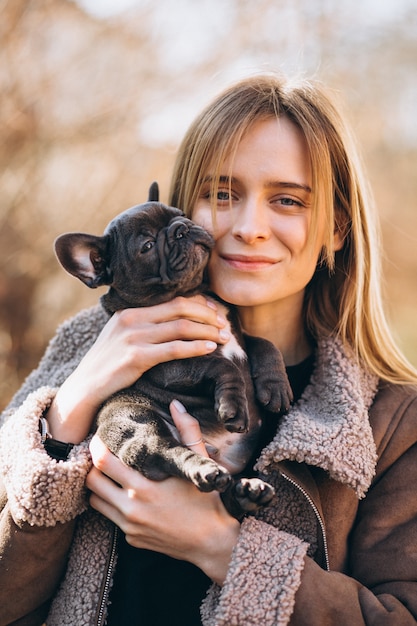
[{"xmin": 1, "ymin": 74, "xmax": 417, "ymax": 625}]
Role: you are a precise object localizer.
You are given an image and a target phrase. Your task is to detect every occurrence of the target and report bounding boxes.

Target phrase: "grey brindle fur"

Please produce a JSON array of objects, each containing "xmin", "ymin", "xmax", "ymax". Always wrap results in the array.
[{"xmin": 54, "ymin": 183, "xmax": 292, "ymax": 519}]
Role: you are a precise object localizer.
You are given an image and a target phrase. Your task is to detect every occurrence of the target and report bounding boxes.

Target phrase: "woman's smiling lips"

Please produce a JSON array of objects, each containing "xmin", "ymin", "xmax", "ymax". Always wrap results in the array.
[{"xmin": 219, "ymin": 253, "xmax": 279, "ymax": 271}]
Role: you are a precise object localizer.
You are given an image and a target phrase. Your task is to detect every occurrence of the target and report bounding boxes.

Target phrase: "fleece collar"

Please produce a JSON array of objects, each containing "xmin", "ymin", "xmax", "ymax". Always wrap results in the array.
[{"xmin": 256, "ymin": 337, "xmax": 379, "ymax": 498}]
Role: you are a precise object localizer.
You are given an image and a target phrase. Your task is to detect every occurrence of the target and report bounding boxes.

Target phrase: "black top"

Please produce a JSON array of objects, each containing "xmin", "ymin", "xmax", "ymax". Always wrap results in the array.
[{"xmin": 106, "ymin": 354, "xmax": 315, "ymax": 626}]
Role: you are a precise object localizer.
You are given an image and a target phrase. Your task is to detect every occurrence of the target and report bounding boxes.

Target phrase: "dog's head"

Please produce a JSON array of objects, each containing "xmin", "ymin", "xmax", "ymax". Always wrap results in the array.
[{"xmin": 54, "ymin": 183, "xmax": 215, "ymax": 313}]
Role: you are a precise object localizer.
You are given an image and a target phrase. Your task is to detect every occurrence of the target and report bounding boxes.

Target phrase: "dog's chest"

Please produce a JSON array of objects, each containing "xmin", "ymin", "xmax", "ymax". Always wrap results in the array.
[{"xmin": 215, "ymin": 300, "xmax": 246, "ymax": 363}]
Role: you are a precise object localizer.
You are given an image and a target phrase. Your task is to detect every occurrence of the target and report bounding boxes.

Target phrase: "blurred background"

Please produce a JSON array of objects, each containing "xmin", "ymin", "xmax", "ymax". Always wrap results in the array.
[{"xmin": 1, "ymin": 0, "xmax": 416, "ymax": 410}]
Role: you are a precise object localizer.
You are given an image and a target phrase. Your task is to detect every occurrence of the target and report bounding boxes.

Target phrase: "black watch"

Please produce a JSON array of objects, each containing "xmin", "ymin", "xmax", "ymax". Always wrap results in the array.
[{"xmin": 39, "ymin": 417, "xmax": 75, "ymax": 461}]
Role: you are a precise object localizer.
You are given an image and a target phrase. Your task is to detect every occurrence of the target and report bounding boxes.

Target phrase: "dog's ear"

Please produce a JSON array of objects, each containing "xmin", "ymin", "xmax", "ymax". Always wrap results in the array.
[
  {"xmin": 148, "ymin": 181, "xmax": 159, "ymax": 202},
  {"xmin": 54, "ymin": 233, "xmax": 112, "ymax": 288}
]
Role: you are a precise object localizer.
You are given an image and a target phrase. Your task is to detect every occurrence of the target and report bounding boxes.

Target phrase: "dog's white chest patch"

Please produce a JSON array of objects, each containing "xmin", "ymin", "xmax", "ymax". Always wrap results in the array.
[{"xmin": 216, "ymin": 301, "xmax": 246, "ymax": 362}]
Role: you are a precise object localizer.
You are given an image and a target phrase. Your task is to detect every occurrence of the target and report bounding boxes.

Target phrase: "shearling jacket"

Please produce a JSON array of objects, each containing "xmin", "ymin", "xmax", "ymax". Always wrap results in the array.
[{"xmin": 0, "ymin": 304, "xmax": 417, "ymax": 626}]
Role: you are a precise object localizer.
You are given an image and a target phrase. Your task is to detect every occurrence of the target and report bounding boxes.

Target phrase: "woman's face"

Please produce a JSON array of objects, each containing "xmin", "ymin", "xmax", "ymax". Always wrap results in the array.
[{"xmin": 192, "ymin": 116, "xmax": 331, "ymax": 312}]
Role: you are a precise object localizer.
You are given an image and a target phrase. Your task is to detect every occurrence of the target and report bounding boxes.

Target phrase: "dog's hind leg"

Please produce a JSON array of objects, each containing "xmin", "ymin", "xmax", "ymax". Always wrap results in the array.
[
  {"xmin": 96, "ymin": 391, "xmax": 232, "ymax": 493},
  {"xmin": 221, "ymin": 477, "xmax": 275, "ymax": 520}
]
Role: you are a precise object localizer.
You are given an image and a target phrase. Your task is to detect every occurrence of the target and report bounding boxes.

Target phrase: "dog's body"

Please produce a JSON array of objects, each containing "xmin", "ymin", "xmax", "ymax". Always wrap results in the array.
[{"xmin": 55, "ymin": 183, "xmax": 292, "ymax": 518}]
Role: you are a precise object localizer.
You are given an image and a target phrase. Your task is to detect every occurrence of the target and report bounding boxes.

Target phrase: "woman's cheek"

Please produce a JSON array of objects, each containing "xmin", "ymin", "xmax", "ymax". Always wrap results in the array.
[{"xmin": 191, "ymin": 204, "xmax": 213, "ymax": 232}]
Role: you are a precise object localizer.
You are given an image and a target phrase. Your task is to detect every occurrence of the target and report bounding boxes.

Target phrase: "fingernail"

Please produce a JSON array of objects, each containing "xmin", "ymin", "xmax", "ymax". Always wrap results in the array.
[
  {"xmin": 206, "ymin": 341, "xmax": 218, "ymax": 351},
  {"xmin": 172, "ymin": 399, "xmax": 187, "ymax": 413},
  {"xmin": 219, "ymin": 330, "xmax": 231, "ymax": 341},
  {"xmin": 206, "ymin": 299, "xmax": 217, "ymax": 310}
]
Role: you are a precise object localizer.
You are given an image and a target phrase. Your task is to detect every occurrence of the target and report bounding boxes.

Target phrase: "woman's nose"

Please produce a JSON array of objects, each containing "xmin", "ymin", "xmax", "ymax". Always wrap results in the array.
[{"xmin": 231, "ymin": 196, "xmax": 270, "ymax": 243}]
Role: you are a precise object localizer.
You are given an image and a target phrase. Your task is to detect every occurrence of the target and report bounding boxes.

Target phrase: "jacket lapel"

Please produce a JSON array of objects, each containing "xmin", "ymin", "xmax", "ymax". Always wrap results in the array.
[{"xmin": 256, "ymin": 337, "xmax": 379, "ymax": 498}]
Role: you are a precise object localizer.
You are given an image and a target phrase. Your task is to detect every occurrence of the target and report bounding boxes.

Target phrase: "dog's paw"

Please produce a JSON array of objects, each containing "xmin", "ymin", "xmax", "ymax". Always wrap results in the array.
[
  {"xmin": 189, "ymin": 459, "xmax": 232, "ymax": 493},
  {"xmin": 246, "ymin": 336, "xmax": 293, "ymax": 415},
  {"xmin": 255, "ymin": 373, "xmax": 293, "ymax": 415},
  {"xmin": 216, "ymin": 394, "xmax": 249, "ymax": 433},
  {"xmin": 232, "ymin": 477, "xmax": 275, "ymax": 513}
]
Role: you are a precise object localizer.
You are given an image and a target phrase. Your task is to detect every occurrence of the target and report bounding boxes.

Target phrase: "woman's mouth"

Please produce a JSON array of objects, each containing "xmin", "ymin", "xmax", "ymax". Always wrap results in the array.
[{"xmin": 220, "ymin": 254, "xmax": 277, "ymax": 271}]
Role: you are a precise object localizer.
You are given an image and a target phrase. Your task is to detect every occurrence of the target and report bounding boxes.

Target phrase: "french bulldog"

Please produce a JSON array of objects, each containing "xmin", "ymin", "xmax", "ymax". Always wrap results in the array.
[{"xmin": 54, "ymin": 183, "xmax": 292, "ymax": 519}]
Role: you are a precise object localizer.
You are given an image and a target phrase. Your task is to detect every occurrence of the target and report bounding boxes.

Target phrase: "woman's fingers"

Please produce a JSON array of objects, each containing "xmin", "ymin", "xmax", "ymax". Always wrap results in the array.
[
  {"xmin": 87, "ymin": 435, "xmax": 212, "ymax": 543},
  {"xmin": 103, "ymin": 295, "xmax": 230, "ymax": 373},
  {"xmin": 87, "ymin": 437, "xmax": 239, "ymax": 582},
  {"xmin": 88, "ymin": 434, "xmax": 136, "ymax": 490},
  {"xmin": 137, "ymin": 294, "xmax": 222, "ymax": 327},
  {"xmin": 87, "ymin": 435, "xmax": 147, "ymax": 528},
  {"xmin": 170, "ymin": 399, "xmax": 209, "ymax": 457},
  {"xmin": 68, "ymin": 296, "xmax": 229, "ymax": 408},
  {"xmin": 114, "ymin": 297, "xmax": 229, "ymax": 349},
  {"xmin": 114, "ymin": 295, "xmax": 226, "ymax": 339}
]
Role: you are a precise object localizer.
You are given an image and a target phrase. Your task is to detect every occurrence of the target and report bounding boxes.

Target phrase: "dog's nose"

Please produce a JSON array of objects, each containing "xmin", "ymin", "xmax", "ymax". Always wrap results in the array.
[{"xmin": 172, "ymin": 222, "xmax": 190, "ymax": 240}]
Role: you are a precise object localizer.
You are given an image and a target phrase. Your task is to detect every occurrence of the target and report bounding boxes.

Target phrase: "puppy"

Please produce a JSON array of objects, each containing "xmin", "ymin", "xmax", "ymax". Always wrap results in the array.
[{"xmin": 54, "ymin": 183, "xmax": 292, "ymax": 519}]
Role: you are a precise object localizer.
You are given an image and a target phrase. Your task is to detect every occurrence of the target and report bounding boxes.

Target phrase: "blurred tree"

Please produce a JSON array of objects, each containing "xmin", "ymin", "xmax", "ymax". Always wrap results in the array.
[{"xmin": 0, "ymin": 0, "xmax": 416, "ymax": 408}]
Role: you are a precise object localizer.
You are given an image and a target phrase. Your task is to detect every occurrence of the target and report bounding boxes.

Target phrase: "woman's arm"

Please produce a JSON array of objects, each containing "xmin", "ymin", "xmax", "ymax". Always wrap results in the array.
[
  {"xmin": 1, "ymin": 296, "xmax": 228, "ymax": 522},
  {"xmin": 0, "ymin": 296, "xmax": 229, "ymax": 624},
  {"xmin": 0, "ymin": 474, "xmax": 77, "ymax": 626},
  {"xmin": 46, "ymin": 296, "xmax": 229, "ymax": 444}
]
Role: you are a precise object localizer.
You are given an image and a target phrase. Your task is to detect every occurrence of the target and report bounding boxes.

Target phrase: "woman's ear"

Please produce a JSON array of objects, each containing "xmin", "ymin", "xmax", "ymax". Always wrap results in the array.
[
  {"xmin": 333, "ymin": 227, "xmax": 345, "ymax": 252},
  {"xmin": 333, "ymin": 205, "xmax": 348, "ymax": 252}
]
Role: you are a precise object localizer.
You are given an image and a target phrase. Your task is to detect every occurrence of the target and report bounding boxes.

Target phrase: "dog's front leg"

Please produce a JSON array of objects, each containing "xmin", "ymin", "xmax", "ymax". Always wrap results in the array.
[
  {"xmin": 244, "ymin": 334, "xmax": 293, "ymax": 414},
  {"xmin": 147, "ymin": 355, "xmax": 250, "ymax": 433}
]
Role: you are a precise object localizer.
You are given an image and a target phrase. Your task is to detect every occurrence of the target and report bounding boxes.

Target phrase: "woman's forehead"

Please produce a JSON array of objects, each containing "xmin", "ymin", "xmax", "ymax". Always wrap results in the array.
[{"xmin": 205, "ymin": 117, "xmax": 312, "ymax": 189}]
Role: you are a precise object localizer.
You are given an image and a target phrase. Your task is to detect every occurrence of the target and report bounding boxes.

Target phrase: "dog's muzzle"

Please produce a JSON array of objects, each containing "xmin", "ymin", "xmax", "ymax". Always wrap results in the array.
[{"xmin": 156, "ymin": 218, "xmax": 213, "ymax": 284}]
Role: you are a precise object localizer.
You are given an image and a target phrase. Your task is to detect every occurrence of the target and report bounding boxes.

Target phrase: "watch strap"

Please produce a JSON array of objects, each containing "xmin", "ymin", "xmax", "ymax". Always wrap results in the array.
[{"xmin": 39, "ymin": 417, "xmax": 75, "ymax": 461}]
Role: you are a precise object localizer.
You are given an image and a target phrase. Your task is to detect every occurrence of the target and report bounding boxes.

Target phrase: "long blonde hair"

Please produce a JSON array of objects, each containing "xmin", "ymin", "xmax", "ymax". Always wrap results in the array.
[{"xmin": 169, "ymin": 74, "xmax": 417, "ymax": 385}]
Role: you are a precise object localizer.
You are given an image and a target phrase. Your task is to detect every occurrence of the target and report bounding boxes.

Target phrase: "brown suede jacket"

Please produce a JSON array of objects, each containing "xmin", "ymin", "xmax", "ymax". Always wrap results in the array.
[{"xmin": 0, "ymin": 305, "xmax": 417, "ymax": 626}]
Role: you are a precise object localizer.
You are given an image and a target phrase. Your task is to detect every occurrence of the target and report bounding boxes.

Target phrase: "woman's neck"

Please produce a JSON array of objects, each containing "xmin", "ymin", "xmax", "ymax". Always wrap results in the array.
[{"xmin": 237, "ymin": 302, "xmax": 313, "ymax": 366}]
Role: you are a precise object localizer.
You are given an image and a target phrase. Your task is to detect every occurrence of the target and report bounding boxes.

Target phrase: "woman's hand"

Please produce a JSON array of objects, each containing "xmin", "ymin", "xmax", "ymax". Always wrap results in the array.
[
  {"xmin": 86, "ymin": 400, "xmax": 240, "ymax": 585},
  {"xmin": 46, "ymin": 296, "xmax": 229, "ymax": 443}
]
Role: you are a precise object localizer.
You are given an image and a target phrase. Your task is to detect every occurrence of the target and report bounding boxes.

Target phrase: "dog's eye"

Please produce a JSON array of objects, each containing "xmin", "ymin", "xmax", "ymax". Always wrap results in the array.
[{"xmin": 141, "ymin": 240, "xmax": 155, "ymax": 253}]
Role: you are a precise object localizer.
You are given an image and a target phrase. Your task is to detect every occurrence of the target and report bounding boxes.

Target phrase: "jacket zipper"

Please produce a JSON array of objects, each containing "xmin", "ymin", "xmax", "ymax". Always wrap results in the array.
[
  {"xmin": 96, "ymin": 524, "xmax": 119, "ymax": 626},
  {"xmin": 280, "ymin": 471, "xmax": 330, "ymax": 571},
  {"xmin": 94, "ymin": 477, "xmax": 329, "ymax": 624}
]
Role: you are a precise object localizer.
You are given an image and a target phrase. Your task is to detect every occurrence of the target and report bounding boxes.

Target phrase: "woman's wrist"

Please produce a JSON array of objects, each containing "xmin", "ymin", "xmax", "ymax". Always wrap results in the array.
[
  {"xmin": 197, "ymin": 514, "xmax": 241, "ymax": 585},
  {"xmin": 46, "ymin": 375, "xmax": 100, "ymax": 444},
  {"xmin": 39, "ymin": 416, "xmax": 75, "ymax": 461}
]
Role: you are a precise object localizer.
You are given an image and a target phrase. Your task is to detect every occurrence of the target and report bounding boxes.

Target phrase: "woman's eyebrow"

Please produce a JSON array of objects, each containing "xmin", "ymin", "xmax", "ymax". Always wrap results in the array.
[
  {"xmin": 202, "ymin": 175, "xmax": 235, "ymax": 185},
  {"xmin": 265, "ymin": 181, "xmax": 312, "ymax": 194},
  {"xmin": 202, "ymin": 175, "xmax": 312, "ymax": 194}
]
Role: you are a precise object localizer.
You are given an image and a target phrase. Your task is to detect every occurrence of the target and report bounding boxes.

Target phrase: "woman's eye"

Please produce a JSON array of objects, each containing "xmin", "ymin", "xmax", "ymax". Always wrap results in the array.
[
  {"xmin": 276, "ymin": 197, "xmax": 303, "ymax": 209},
  {"xmin": 201, "ymin": 189, "xmax": 231, "ymax": 202},
  {"xmin": 141, "ymin": 240, "xmax": 155, "ymax": 253},
  {"xmin": 280, "ymin": 197, "xmax": 300, "ymax": 206},
  {"xmin": 216, "ymin": 190, "xmax": 230, "ymax": 201}
]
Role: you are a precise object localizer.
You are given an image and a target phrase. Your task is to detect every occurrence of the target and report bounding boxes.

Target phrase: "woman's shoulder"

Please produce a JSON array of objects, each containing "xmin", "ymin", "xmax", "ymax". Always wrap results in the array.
[
  {"xmin": 2, "ymin": 305, "xmax": 110, "ymax": 414},
  {"xmin": 47, "ymin": 303, "xmax": 109, "ymax": 348},
  {"xmin": 372, "ymin": 380, "xmax": 417, "ymax": 415},
  {"xmin": 370, "ymin": 381, "xmax": 417, "ymax": 465},
  {"xmin": 55, "ymin": 303, "xmax": 110, "ymax": 335}
]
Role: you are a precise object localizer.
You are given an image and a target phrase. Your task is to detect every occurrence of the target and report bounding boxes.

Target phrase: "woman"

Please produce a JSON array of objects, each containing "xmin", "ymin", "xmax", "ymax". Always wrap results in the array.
[{"xmin": 1, "ymin": 74, "xmax": 417, "ymax": 626}]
